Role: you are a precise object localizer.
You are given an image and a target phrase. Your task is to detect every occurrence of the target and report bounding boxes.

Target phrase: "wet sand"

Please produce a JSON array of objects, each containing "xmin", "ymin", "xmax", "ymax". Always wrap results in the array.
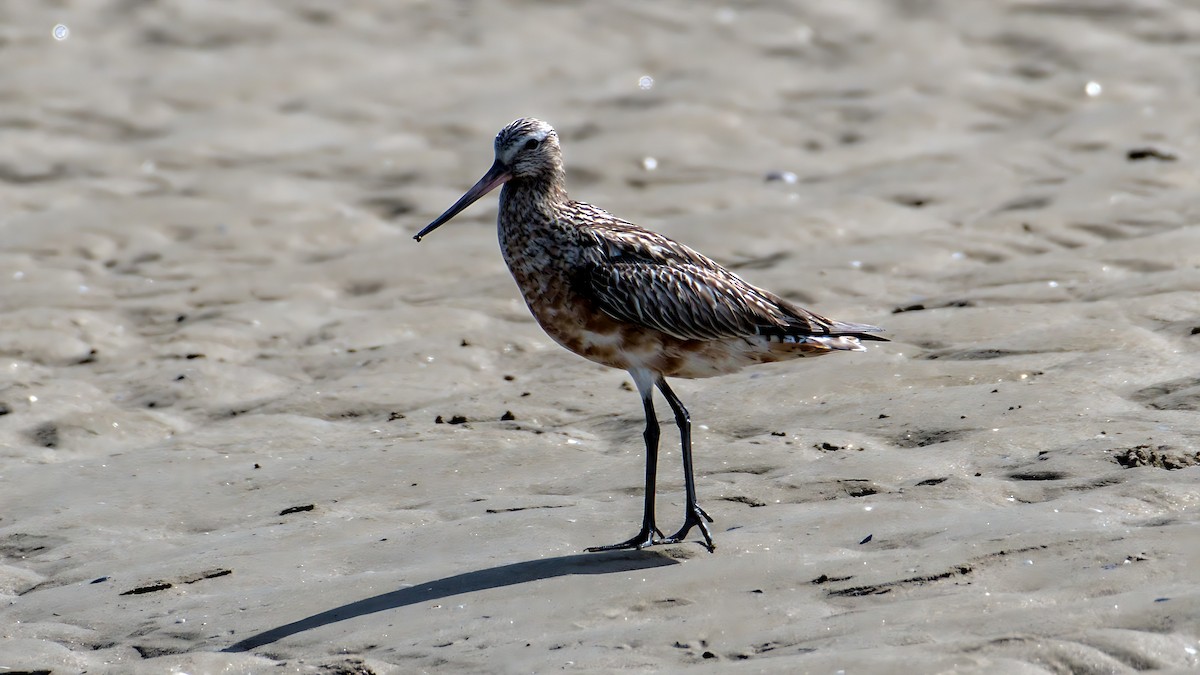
[{"xmin": 1, "ymin": 1, "xmax": 1198, "ymax": 672}]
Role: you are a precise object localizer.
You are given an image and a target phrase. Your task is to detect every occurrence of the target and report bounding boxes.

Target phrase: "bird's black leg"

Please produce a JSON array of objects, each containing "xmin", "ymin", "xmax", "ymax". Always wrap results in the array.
[
  {"xmin": 586, "ymin": 374, "xmax": 664, "ymax": 552},
  {"xmin": 657, "ymin": 378, "xmax": 715, "ymax": 552}
]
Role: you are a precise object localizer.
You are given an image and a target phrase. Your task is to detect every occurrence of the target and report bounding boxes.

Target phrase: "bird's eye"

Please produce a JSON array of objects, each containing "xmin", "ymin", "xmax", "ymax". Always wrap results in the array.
[{"xmin": 523, "ymin": 138, "xmax": 540, "ymax": 151}]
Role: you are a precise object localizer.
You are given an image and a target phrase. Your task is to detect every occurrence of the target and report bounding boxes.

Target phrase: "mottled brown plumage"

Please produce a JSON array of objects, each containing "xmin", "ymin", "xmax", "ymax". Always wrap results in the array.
[{"xmin": 415, "ymin": 118, "xmax": 886, "ymax": 551}]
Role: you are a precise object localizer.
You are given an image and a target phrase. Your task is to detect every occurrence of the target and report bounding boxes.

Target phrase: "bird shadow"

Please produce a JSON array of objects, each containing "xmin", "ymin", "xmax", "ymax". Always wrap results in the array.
[{"xmin": 223, "ymin": 549, "xmax": 679, "ymax": 652}]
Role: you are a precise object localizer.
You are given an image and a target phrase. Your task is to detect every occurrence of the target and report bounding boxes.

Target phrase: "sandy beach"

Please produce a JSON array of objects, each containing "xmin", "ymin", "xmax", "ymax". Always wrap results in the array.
[{"xmin": 2, "ymin": 1, "xmax": 1199, "ymax": 672}]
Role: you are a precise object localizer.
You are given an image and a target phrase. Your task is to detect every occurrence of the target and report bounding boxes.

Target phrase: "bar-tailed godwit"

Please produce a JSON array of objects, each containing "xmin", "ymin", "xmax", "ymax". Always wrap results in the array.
[{"xmin": 415, "ymin": 118, "xmax": 886, "ymax": 552}]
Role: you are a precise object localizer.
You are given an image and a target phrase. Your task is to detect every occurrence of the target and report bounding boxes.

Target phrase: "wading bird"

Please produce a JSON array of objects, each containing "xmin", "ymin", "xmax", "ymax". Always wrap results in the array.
[{"xmin": 414, "ymin": 118, "xmax": 885, "ymax": 551}]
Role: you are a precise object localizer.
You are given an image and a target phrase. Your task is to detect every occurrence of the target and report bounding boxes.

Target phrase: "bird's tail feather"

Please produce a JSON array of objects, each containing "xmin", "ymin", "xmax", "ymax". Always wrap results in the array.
[{"xmin": 824, "ymin": 319, "xmax": 889, "ymax": 342}]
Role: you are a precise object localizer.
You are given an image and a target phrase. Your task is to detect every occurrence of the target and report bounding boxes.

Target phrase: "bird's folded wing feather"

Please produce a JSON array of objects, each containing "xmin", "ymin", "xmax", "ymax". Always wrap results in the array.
[
  {"xmin": 584, "ymin": 261, "xmax": 795, "ymax": 341},
  {"xmin": 574, "ymin": 207, "xmax": 882, "ymax": 342}
]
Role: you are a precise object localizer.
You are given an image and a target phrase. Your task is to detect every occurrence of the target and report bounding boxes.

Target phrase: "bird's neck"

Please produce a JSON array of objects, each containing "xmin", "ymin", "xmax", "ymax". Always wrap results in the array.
[{"xmin": 499, "ymin": 171, "xmax": 569, "ymax": 225}]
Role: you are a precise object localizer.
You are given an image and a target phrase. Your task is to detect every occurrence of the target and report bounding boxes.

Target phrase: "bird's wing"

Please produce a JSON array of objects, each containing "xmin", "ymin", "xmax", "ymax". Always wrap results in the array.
[
  {"xmin": 571, "ymin": 203, "xmax": 886, "ymax": 342},
  {"xmin": 584, "ymin": 260, "xmax": 792, "ymax": 341}
]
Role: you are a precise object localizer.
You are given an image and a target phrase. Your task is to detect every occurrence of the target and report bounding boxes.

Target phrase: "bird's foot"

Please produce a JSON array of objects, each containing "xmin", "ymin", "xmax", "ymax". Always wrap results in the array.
[
  {"xmin": 661, "ymin": 504, "xmax": 716, "ymax": 552},
  {"xmin": 585, "ymin": 524, "xmax": 664, "ymax": 552}
]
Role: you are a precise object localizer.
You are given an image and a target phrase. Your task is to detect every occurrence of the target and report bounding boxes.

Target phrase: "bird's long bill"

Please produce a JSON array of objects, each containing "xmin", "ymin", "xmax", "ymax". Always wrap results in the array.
[{"xmin": 413, "ymin": 159, "xmax": 512, "ymax": 242}]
